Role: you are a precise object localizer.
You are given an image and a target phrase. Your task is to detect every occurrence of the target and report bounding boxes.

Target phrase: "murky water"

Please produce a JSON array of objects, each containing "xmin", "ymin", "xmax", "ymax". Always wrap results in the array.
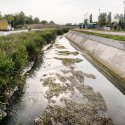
[
  {"xmin": 2, "ymin": 35, "xmax": 125, "ymax": 125},
  {"xmin": 0, "ymin": 30, "xmax": 28, "ymax": 36}
]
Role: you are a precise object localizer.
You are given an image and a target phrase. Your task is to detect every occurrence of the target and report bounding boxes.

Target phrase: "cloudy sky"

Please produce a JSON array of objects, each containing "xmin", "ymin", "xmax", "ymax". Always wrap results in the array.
[{"xmin": 0, "ymin": 0, "xmax": 124, "ymax": 24}]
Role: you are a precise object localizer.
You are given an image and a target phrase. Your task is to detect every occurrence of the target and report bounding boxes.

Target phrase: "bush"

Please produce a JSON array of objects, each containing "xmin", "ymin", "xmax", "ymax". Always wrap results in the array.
[
  {"xmin": 0, "ymin": 28, "xmax": 69, "ymax": 102},
  {"xmin": 40, "ymin": 30, "xmax": 56, "ymax": 43}
]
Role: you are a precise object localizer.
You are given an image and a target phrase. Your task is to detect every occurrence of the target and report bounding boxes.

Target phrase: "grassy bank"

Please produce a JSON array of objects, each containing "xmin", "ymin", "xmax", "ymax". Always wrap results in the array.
[
  {"xmin": 74, "ymin": 29, "xmax": 125, "ymax": 41},
  {"xmin": 0, "ymin": 28, "xmax": 69, "ymax": 104}
]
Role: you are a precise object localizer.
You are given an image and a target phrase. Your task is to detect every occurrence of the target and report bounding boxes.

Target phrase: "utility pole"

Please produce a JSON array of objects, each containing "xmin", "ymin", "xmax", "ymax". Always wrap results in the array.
[
  {"xmin": 123, "ymin": 1, "xmax": 125, "ymax": 30},
  {"xmin": 98, "ymin": 9, "xmax": 100, "ymax": 22},
  {"xmin": 99, "ymin": 9, "xmax": 100, "ymax": 16},
  {"xmin": 98, "ymin": 9, "xmax": 100, "ymax": 28}
]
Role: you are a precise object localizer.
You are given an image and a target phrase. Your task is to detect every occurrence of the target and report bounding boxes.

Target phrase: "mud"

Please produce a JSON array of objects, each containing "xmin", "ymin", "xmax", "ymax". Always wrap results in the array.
[
  {"xmin": 57, "ymin": 51, "xmax": 79, "ymax": 56},
  {"xmin": 55, "ymin": 44, "xmax": 66, "ymax": 49},
  {"xmin": 54, "ymin": 57, "xmax": 83, "ymax": 66},
  {"xmin": 36, "ymin": 66, "xmax": 113, "ymax": 125},
  {"xmin": 35, "ymin": 39, "xmax": 114, "ymax": 125}
]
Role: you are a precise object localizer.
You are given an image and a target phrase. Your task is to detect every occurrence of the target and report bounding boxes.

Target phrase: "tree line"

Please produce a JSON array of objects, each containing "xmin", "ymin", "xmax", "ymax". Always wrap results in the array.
[
  {"xmin": 84, "ymin": 12, "xmax": 125, "ymax": 30},
  {"xmin": 98, "ymin": 12, "xmax": 124, "ymax": 30},
  {"xmin": 0, "ymin": 11, "xmax": 55, "ymax": 28}
]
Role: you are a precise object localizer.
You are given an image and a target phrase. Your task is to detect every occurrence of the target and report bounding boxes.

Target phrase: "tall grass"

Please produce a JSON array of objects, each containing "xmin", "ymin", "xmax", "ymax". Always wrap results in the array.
[{"xmin": 0, "ymin": 28, "xmax": 69, "ymax": 102}]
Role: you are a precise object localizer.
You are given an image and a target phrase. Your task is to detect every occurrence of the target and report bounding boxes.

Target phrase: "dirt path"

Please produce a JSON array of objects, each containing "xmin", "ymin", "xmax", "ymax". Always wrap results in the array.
[{"xmin": 77, "ymin": 29, "xmax": 125, "ymax": 36}]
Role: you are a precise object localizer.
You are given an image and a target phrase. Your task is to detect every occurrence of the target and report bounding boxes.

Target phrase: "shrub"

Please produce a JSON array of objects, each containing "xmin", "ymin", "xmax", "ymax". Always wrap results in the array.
[{"xmin": 0, "ymin": 28, "xmax": 69, "ymax": 102}]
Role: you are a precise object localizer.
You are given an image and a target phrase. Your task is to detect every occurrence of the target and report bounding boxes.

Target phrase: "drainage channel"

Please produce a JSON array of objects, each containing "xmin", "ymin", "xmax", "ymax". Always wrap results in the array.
[{"xmin": 1, "ymin": 35, "xmax": 125, "ymax": 125}]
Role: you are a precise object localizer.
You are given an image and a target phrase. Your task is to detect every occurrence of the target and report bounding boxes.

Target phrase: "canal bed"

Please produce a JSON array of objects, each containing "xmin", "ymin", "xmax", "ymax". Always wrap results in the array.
[{"xmin": 2, "ymin": 35, "xmax": 125, "ymax": 125}]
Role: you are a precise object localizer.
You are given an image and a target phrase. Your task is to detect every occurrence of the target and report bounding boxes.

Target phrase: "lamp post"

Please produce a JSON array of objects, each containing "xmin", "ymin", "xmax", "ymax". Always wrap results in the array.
[{"xmin": 123, "ymin": 1, "xmax": 125, "ymax": 30}]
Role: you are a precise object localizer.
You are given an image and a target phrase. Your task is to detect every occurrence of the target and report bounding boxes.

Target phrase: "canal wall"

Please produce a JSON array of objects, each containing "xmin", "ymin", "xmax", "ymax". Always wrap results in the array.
[{"xmin": 65, "ymin": 30, "xmax": 125, "ymax": 86}]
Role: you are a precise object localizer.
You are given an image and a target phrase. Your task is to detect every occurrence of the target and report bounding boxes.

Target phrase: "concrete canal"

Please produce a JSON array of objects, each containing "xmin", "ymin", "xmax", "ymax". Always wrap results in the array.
[{"xmin": 2, "ymin": 35, "xmax": 125, "ymax": 125}]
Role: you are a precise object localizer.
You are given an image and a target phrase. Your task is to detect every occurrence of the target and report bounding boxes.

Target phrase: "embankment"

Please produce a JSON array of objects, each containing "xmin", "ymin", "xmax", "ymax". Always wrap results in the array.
[
  {"xmin": 66, "ymin": 30, "xmax": 125, "ymax": 89},
  {"xmin": 0, "ymin": 28, "xmax": 69, "ymax": 122}
]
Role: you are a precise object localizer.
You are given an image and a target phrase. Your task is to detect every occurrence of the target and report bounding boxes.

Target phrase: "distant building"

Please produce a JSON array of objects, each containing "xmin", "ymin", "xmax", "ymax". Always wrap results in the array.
[
  {"xmin": 79, "ymin": 23, "xmax": 97, "ymax": 29},
  {"xmin": 0, "ymin": 20, "xmax": 11, "ymax": 31},
  {"xmin": 87, "ymin": 23, "xmax": 97, "ymax": 29},
  {"xmin": 79, "ymin": 23, "xmax": 85, "ymax": 28}
]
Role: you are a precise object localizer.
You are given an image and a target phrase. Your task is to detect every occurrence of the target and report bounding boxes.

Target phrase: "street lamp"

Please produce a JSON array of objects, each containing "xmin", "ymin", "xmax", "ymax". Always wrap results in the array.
[{"xmin": 123, "ymin": 1, "xmax": 125, "ymax": 30}]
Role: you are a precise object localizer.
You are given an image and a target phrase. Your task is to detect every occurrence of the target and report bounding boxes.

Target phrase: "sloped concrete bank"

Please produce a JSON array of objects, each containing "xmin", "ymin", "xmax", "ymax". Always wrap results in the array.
[{"xmin": 65, "ymin": 30, "xmax": 125, "ymax": 89}]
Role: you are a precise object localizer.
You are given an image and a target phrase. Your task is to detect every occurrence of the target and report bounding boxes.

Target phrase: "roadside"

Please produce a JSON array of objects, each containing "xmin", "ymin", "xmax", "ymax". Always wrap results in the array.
[
  {"xmin": 74, "ymin": 29, "xmax": 125, "ymax": 41},
  {"xmin": 75, "ymin": 29, "xmax": 125, "ymax": 36}
]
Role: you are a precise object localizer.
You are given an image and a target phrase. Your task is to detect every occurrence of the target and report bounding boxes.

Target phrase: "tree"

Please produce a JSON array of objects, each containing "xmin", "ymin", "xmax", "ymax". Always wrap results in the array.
[
  {"xmin": 4, "ymin": 14, "xmax": 14, "ymax": 24},
  {"xmin": 114, "ymin": 13, "xmax": 120, "ymax": 22},
  {"xmin": 107, "ymin": 12, "xmax": 112, "ymax": 25},
  {"xmin": 18, "ymin": 11, "xmax": 25, "ymax": 25},
  {"xmin": 41, "ymin": 20, "xmax": 48, "ymax": 24},
  {"xmin": 114, "ymin": 14, "xmax": 124, "ymax": 29},
  {"xmin": 25, "ymin": 16, "xmax": 33, "ymax": 24},
  {"xmin": 50, "ymin": 21, "xmax": 55, "ymax": 24},
  {"xmin": 119, "ymin": 14, "xmax": 124, "ymax": 29},
  {"xmin": 0, "ymin": 11, "xmax": 3, "ymax": 19},
  {"xmin": 34, "ymin": 17, "xmax": 40, "ymax": 24},
  {"xmin": 98, "ymin": 13, "xmax": 107, "ymax": 26},
  {"xmin": 84, "ymin": 19, "xmax": 88, "ymax": 25},
  {"xmin": 89, "ymin": 14, "xmax": 93, "ymax": 23}
]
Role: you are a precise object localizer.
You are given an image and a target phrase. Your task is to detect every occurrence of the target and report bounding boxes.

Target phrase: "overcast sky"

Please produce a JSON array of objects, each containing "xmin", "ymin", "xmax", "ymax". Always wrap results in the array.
[{"xmin": 0, "ymin": 0, "xmax": 124, "ymax": 24}]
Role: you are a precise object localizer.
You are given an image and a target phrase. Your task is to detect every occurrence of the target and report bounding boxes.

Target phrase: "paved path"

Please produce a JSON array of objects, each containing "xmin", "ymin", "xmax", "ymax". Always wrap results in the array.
[{"xmin": 78, "ymin": 29, "xmax": 125, "ymax": 36}]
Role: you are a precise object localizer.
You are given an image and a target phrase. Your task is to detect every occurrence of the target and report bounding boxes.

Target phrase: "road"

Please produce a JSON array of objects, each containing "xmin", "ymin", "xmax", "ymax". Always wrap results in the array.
[{"xmin": 77, "ymin": 29, "xmax": 125, "ymax": 36}]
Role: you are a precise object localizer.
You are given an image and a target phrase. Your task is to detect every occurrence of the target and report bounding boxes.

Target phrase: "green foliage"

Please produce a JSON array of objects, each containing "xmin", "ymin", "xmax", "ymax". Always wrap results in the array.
[
  {"xmin": 56, "ymin": 28, "xmax": 69, "ymax": 35},
  {"xmin": 107, "ymin": 12, "xmax": 112, "ymax": 25},
  {"xmin": 0, "ymin": 28, "xmax": 69, "ymax": 98},
  {"xmin": 89, "ymin": 14, "xmax": 93, "ymax": 23},
  {"xmin": 98, "ymin": 13, "xmax": 107, "ymax": 26},
  {"xmin": 34, "ymin": 17, "xmax": 40, "ymax": 24},
  {"xmin": 41, "ymin": 30, "xmax": 56, "ymax": 43},
  {"xmin": 98, "ymin": 12, "xmax": 112, "ymax": 27},
  {"xmin": 84, "ymin": 19, "xmax": 88, "ymax": 25},
  {"xmin": 41, "ymin": 20, "xmax": 48, "ymax": 24},
  {"xmin": 1, "ymin": 11, "xmax": 42, "ymax": 28}
]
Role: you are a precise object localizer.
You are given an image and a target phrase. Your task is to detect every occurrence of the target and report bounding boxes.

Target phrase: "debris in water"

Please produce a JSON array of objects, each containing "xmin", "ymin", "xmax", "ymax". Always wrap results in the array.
[
  {"xmin": 57, "ymin": 51, "xmax": 79, "ymax": 56},
  {"xmin": 54, "ymin": 57, "xmax": 83, "ymax": 66}
]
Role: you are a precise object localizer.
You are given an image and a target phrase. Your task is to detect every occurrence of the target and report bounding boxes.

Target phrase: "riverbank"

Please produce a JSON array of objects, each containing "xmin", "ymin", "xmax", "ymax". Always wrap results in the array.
[
  {"xmin": 0, "ymin": 28, "xmax": 69, "ymax": 122},
  {"xmin": 66, "ymin": 30, "xmax": 125, "ymax": 90}
]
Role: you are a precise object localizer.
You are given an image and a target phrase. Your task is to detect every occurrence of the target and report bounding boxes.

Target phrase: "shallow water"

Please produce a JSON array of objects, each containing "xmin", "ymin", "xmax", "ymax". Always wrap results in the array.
[{"xmin": 2, "ymin": 35, "xmax": 125, "ymax": 125}]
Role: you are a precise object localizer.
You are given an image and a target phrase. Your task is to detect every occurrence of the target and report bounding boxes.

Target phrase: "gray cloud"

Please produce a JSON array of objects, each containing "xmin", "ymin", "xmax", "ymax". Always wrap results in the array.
[{"xmin": 0, "ymin": 0, "xmax": 124, "ymax": 24}]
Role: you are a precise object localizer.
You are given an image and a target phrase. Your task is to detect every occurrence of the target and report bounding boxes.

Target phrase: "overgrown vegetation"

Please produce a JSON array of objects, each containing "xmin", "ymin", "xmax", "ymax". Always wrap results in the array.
[
  {"xmin": 0, "ymin": 28, "xmax": 69, "ymax": 104},
  {"xmin": 74, "ymin": 29, "xmax": 125, "ymax": 41}
]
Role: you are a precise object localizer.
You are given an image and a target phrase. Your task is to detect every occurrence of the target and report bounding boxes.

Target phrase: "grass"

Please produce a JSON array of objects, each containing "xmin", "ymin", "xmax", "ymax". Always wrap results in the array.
[
  {"xmin": 0, "ymin": 28, "xmax": 69, "ymax": 103},
  {"xmin": 74, "ymin": 29, "xmax": 125, "ymax": 41}
]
